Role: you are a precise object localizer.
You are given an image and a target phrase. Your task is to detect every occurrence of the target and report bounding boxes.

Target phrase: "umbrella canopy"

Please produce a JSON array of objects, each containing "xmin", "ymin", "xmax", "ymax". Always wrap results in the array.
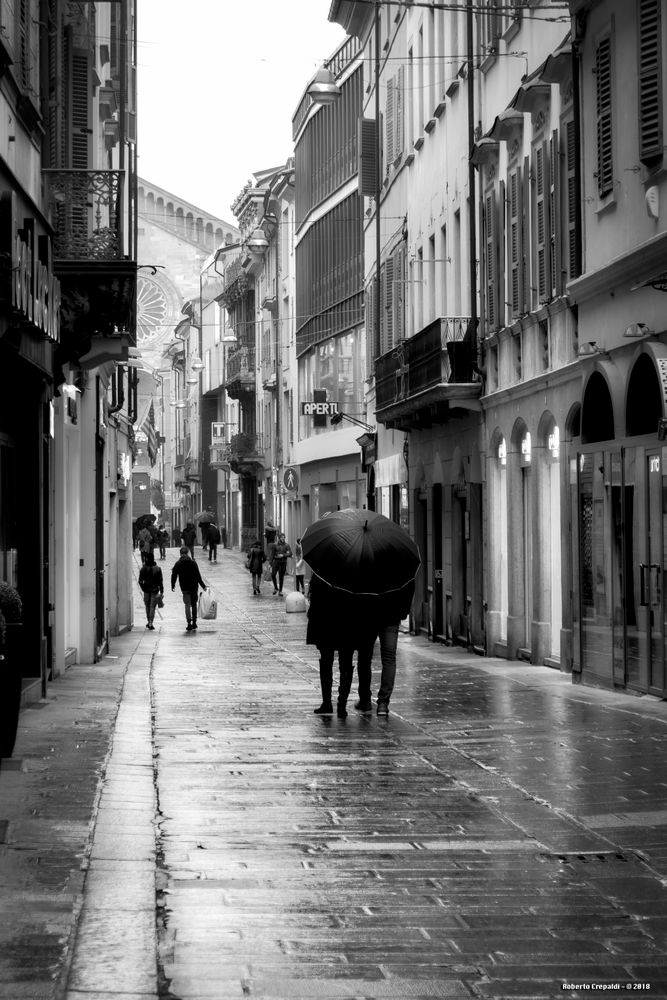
[
  {"xmin": 300, "ymin": 508, "xmax": 420, "ymax": 596},
  {"xmin": 194, "ymin": 510, "xmax": 216, "ymax": 523},
  {"xmin": 135, "ymin": 513, "xmax": 156, "ymax": 529}
]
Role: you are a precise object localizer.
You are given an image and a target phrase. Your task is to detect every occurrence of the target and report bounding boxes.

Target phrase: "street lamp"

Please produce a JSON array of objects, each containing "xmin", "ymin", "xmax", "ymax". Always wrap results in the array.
[{"xmin": 307, "ymin": 65, "xmax": 341, "ymax": 105}]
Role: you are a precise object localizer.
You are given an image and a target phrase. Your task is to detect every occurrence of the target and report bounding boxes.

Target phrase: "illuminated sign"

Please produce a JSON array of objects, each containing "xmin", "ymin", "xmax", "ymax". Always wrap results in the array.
[{"xmin": 301, "ymin": 401, "xmax": 339, "ymax": 416}]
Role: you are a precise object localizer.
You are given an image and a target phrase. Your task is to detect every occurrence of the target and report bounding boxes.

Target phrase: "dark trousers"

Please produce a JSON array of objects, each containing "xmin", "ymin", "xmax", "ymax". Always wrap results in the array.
[
  {"xmin": 271, "ymin": 561, "xmax": 287, "ymax": 593},
  {"xmin": 318, "ymin": 641, "xmax": 375, "ymax": 707},
  {"xmin": 208, "ymin": 544, "xmax": 217, "ymax": 561}
]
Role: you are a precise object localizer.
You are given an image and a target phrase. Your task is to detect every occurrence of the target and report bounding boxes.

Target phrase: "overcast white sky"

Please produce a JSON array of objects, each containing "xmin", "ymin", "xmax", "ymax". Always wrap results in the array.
[{"xmin": 137, "ymin": 0, "xmax": 346, "ymax": 224}]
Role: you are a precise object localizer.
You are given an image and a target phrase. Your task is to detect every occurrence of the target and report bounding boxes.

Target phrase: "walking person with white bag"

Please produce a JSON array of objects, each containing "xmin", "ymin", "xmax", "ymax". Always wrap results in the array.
[{"xmin": 170, "ymin": 546, "xmax": 208, "ymax": 632}]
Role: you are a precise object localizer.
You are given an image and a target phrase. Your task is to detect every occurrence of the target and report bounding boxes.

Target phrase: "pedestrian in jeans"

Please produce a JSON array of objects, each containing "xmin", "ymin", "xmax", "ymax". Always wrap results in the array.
[
  {"xmin": 207, "ymin": 523, "xmax": 220, "ymax": 562},
  {"xmin": 366, "ymin": 580, "xmax": 415, "ymax": 716},
  {"xmin": 271, "ymin": 533, "xmax": 292, "ymax": 596},
  {"xmin": 294, "ymin": 538, "xmax": 306, "ymax": 593},
  {"xmin": 246, "ymin": 539, "xmax": 266, "ymax": 595},
  {"xmin": 306, "ymin": 575, "xmax": 376, "ymax": 718},
  {"xmin": 138, "ymin": 553, "xmax": 163, "ymax": 630},
  {"xmin": 171, "ymin": 546, "xmax": 207, "ymax": 631}
]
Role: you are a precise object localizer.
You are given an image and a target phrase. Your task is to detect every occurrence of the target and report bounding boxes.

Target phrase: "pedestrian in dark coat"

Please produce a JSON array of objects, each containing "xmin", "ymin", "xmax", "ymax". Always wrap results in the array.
[
  {"xmin": 246, "ymin": 540, "xmax": 266, "ymax": 595},
  {"xmin": 271, "ymin": 533, "xmax": 292, "ymax": 596},
  {"xmin": 138, "ymin": 553, "xmax": 163, "ymax": 630},
  {"xmin": 207, "ymin": 523, "xmax": 221, "ymax": 562},
  {"xmin": 171, "ymin": 546, "xmax": 207, "ymax": 631},
  {"xmin": 180, "ymin": 522, "xmax": 197, "ymax": 558},
  {"xmin": 354, "ymin": 581, "xmax": 415, "ymax": 716},
  {"xmin": 306, "ymin": 574, "xmax": 377, "ymax": 718}
]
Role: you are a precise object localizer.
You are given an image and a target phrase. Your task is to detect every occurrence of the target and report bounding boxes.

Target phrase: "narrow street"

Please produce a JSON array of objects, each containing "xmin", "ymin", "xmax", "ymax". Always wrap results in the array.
[{"xmin": 3, "ymin": 546, "xmax": 667, "ymax": 999}]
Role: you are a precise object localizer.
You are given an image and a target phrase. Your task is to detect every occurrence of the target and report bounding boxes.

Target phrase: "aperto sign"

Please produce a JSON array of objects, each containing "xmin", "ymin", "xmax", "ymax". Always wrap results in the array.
[
  {"xmin": 0, "ymin": 192, "xmax": 61, "ymax": 344},
  {"xmin": 300, "ymin": 401, "xmax": 339, "ymax": 416}
]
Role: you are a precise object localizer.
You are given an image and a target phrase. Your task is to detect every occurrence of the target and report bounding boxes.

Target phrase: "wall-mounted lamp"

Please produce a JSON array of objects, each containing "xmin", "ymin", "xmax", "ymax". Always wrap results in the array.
[
  {"xmin": 190, "ymin": 356, "xmax": 205, "ymax": 371},
  {"xmin": 578, "ymin": 341, "xmax": 610, "ymax": 358},
  {"xmin": 171, "ymin": 399, "xmax": 187, "ymax": 410},
  {"xmin": 623, "ymin": 322, "xmax": 655, "ymax": 339},
  {"xmin": 307, "ymin": 65, "xmax": 341, "ymax": 105},
  {"xmin": 246, "ymin": 228, "xmax": 269, "ymax": 252},
  {"xmin": 186, "ymin": 375, "xmax": 198, "ymax": 385}
]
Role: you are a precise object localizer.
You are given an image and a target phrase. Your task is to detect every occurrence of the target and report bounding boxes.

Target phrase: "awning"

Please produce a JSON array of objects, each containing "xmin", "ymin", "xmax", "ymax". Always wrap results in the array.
[{"xmin": 374, "ymin": 453, "xmax": 405, "ymax": 487}]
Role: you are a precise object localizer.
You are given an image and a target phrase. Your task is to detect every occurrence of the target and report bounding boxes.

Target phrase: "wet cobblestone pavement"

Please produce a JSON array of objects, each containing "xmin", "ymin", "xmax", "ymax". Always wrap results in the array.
[{"xmin": 2, "ymin": 547, "xmax": 667, "ymax": 999}]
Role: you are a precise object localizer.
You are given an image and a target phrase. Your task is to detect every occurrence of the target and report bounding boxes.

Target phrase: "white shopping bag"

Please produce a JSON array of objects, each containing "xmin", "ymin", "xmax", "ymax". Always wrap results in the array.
[{"xmin": 198, "ymin": 588, "xmax": 217, "ymax": 620}]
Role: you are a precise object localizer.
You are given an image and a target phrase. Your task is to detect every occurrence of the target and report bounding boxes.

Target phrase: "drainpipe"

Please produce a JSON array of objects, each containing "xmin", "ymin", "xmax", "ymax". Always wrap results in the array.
[
  {"xmin": 571, "ymin": 12, "xmax": 584, "ymax": 280},
  {"xmin": 467, "ymin": 2, "xmax": 482, "ymax": 378}
]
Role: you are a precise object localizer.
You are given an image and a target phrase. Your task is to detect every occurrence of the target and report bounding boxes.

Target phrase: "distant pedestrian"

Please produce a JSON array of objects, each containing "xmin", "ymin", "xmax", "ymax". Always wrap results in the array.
[
  {"xmin": 264, "ymin": 520, "xmax": 277, "ymax": 564},
  {"xmin": 246, "ymin": 539, "xmax": 266, "ymax": 595},
  {"xmin": 138, "ymin": 525, "xmax": 155, "ymax": 565},
  {"xmin": 171, "ymin": 546, "xmax": 207, "ymax": 632},
  {"xmin": 271, "ymin": 533, "xmax": 292, "ymax": 596},
  {"xmin": 138, "ymin": 553, "xmax": 163, "ymax": 630},
  {"xmin": 196, "ymin": 506, "xmax": 216, "ymax": 550},
  {"xmin": 221, "ymin": 525, "xmax": 227, "ymax": 549},
  {"xmin": 180, "ymin": 522, "xmax": 197, "ymax": 558},
  {"xmin": 306, "ymin": 574, "xmax": 376, "ymax": 718},
  {"xmin": 294, "ymin": 538, "xmax": 306, "ymax": 593},
  {"xmin": 207, "ymin": 523, "xmax": 221, "ymax": 562},
  {"xmin": 157, "ymin": 523, "xmax": 168, "ymax": 560}
]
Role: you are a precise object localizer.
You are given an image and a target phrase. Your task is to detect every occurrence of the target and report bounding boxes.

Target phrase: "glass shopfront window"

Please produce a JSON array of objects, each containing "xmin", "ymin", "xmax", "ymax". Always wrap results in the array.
[{"xmin": 298, "ymin": 329, "xmax": 366, "ymax": 440}]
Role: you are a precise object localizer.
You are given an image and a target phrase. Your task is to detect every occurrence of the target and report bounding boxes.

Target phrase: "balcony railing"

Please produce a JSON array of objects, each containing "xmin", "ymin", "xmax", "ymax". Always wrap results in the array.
[
  {"xmin": 228, "ymin": 432, "xmax": 265, "ymax": 477},
  {"xmin": 43, "ymin": 169, "xmax": 125, "ymax": 260},
  {"xmin": 209, "ymin": 443, "xmax": 232, "ymax": 470},
  {"xmin": 375, "ymin": 318, "xmax": 480, "ymax": 425}
]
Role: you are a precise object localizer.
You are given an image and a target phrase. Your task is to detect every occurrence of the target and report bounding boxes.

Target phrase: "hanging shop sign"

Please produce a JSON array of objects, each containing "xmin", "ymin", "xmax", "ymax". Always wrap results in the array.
[{"xmin": 0, "ymin": 192, "xmax": 61, "ymax": 343}]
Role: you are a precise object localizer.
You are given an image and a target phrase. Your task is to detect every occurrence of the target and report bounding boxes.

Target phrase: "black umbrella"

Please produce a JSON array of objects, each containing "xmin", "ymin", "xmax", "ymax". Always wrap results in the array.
[{"xmin": 300, "ymin": 508, "xmax": 420, "ymax": 596}]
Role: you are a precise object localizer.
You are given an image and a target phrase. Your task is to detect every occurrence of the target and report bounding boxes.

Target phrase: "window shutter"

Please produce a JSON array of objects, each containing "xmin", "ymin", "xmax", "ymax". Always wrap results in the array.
[
  {"xmin": 508, "ymin": 166, "xmax": 522, "ymax": 317},
  {"xmin": 596, "ymin": 37, "xmax": 613, "ymax": 197},
  {"xmin": 393, "ymin": 244, "xmax": 406, "ymax": 342},
  {"xmin": 550, "ymin": 132, "xmax": 560, "ymax": 296},
  {"xmin": 385, "ymin": 77, "xmax": 395, "ymax": 172},
  {"xmin": 395, "ymin": 65, "xmax": 405, "ymax": 160},
  {"xmin": 535, "ymin": 141, "xmax": 551, "ymax": 302},
  {"xmin": 17, "ymin": 0, "xmax": 29, "ymax": 90},
  {"xmin": 497, "ymin": 179, "xmax": 505, "ymax": 329},
  {"xmin": 384, "ymin": 256, "xmax": 394, "ymax": 353},
  {"xmin": 485, "ymin": 189, "xmax": 497, "ymax": 330},
  {"xmin": 522, "ymin": 155, "xmax": 530, "ymax": 313},
  {"xmin": 358, "ymin": 118, "xmax": 378, "ymax": 197},
  {"xmin": 638, "ymin": 0, "xmax": 663, "ymax": 165},
  {"xmin": 565, "ymin": 118, "xmax": 577, "ymax": 280},
  {"xmin": 366, "ymin": 276, "xmax": 376, "ymax": 370}
]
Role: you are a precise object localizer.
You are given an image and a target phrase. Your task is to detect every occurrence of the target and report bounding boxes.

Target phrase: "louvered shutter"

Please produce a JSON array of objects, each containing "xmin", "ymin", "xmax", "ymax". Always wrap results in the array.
[
  {"xmin": 550, "ymin": 132, "xmax": 560, "ymax": 296},
  {"xmin": 522, "ymin": 155, "xmax": 530, "ymax": 313},
  {"xmin": 535, "ymin": 141, "xmax": 551, "ymax": 303},
  {"xmin": 394, "ymin": 244, "xmax": 405, "ymax": 343},
  {"xmin": 395, "ymin": 65, "xmax": 404, "ymax": 159},
  {"xmin": 384, "ymin": 256, "xmax": 394, "ymax": 353},
  {"xmin": 366, "ymin": 277, "xmax": 376, "ymax": 371},
  {"xmin": 638, "ymin": 0, "xmax": 663, "ymax": 166},
  {"xmin": 358, "ymin": 118, "xmax": 378, "ymax": 197},
  {"xmin": 565, "ymin": 118, "xmax": 578, "ymax": 280},
  {"xmin": 508, "ymin": 167, "xmax": 522, "ymax": 317},
  {"xmin": 385, "ymin": 77, "xmax": 395, "ymax": 172},
  {"xmin": 17, "ymin": 0, "xmax": 29, "ymax": 90},
  {"xmin": 46, "ymin": 0, "xmax": 62, "ymax": 167},
  {"xmin": 596, "ymin": 37, "xmax": 613, "ymax": 197},
  {"xmin": 497, "ymin": 179, "xmax": 505, "ymax": 329},
  {"xmin": 485, "ymin": 189, "xmax": 497, "ymax": 330}
]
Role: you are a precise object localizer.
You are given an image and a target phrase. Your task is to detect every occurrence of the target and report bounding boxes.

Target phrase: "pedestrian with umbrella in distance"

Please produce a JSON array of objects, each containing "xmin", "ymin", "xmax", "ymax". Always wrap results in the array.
[
  {"xmin": 194, "ymin": 505, "xmax": 216, "ymax": 551},
  {"xmin": 301, "ymin": 508, "xmax": 420, "ymax": 716}
]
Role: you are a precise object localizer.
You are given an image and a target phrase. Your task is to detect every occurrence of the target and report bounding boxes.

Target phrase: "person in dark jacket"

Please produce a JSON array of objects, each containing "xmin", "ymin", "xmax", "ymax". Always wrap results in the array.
[
  {"xmin": 356, "ymin": 581, "xmax": 415, "ymax": 716},
  {"xmin": 246, "ymin": 540, "xmax": 266, "ymax": 595},
  {"xmin": 157, "ymin": 523, "xmax": 168, "ymax": 560},
  {"xmin": 138, "ymin": 554, "xmax": 163, "ymax": 630},
  {"xmin": 271, "ymin": 533, "xmax": 292, "ymax": 596},
  {"xmin": 180, "ymin": 522, "xmax": 197, "ymax": 558},
  {"xmin": 171, "ymin": 546, "xmax": 207, "ymax": 631},
  {"xmin": 306, "ymin": 574, "xmax": 377, "ymax": 718},
  {"xmin": 207, "ymin": 523, "xmax": 221, "ymax": 562}
]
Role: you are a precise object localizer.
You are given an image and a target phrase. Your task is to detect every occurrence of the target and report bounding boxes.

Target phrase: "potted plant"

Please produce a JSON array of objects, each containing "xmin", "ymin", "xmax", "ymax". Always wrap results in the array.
[{"xmin": 0, "ymin": 582, "xmax": 23, "ymax": 760}]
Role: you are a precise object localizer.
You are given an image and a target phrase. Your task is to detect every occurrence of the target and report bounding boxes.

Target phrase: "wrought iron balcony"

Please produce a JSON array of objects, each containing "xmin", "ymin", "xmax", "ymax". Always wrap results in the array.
[
  {"xmin": 228, "ymin": 432, "xmax": 265, "ymax": 477},
  {"xmin": 209, "ymin": 443, "xmax": 232, "ymax": 470},
  {"xmin": 225, "ymin": 345, "xmax": 256, "ymax": 399},
  {"xmin": 375, "ymin": 317, "xmax": 482, "ymax": 429},
  {"xmin": 44, "ymin": 169, "xmax": 126, "ymax": 260},
  {"xmin": 42, "ymin": 169, "xmax": 136, "ymax": 354}
]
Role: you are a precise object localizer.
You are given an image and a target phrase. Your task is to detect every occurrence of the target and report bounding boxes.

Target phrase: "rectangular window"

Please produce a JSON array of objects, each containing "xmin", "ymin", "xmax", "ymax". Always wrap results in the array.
[
  {"xmin": 563, "ymin": 116, "xmax": 578, "ymax": 280},
  {"xmin": 596, "ymin": 36, "xmax": 614, "ymax": 197},
  {"xmin": 534, "ymin": 141, "xmax": 551, "ymax": 303},
  {"xmin": 484, "ymin": 188, "xmax": 498, "ymax": 330},
  {"xmin": 638, "ymin": 0, "xmax": 663, "ymax": 166},
  {"xmin": 507, "ymin": 166, "xmax": 523, "ymax": 317}
]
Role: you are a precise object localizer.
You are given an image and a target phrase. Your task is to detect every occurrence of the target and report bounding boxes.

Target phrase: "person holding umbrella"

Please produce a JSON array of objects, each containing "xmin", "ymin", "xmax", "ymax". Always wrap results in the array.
[
  {"xmin": 195, "ymin": 506, "xmax": 216, "ymax": 550},
  {"xmin": 301, "ymin": 509, "xmax": 420, "ymax": 715},
  {"xmin": 306, "ymin": 573, "xmax": 377, "ymax": 717}
]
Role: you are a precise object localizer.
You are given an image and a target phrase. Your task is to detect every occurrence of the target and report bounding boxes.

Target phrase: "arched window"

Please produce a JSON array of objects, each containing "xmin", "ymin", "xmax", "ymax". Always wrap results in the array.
[
  {"xmin": 627, "ymin": 352, "xmax": 661, "ymax": 436},
  {"xmin": 582, "ymin": 371, "xmax": 614, "ymax": 443}
]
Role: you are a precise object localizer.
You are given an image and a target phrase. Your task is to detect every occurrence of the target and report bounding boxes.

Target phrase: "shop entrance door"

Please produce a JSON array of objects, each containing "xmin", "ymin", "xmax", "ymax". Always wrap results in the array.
[{"xmin": 622, "ymin": 447, "xmax": 666, "ymax": 695}]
